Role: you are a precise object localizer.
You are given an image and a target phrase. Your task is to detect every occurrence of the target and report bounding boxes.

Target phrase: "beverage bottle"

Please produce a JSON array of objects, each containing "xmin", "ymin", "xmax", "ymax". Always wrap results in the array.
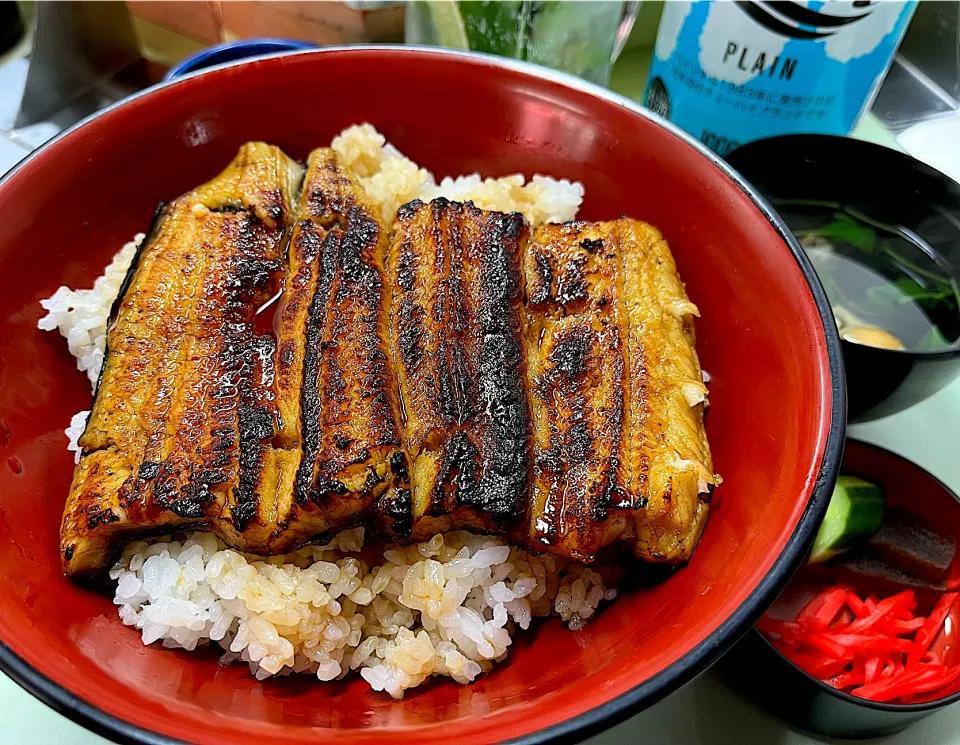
[{"xmin": 643, "ymin": 1, "xmax": 917, "ymax": 155}]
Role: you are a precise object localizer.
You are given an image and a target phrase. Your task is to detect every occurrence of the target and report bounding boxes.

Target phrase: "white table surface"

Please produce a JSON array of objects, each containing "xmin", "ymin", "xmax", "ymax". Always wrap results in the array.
[{"xmin": 5, "ymin": 44, "xmax": 960, "ymax": 745}]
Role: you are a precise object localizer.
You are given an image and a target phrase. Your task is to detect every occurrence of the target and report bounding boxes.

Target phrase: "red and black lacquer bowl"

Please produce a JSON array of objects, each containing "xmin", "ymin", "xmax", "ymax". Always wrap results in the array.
[
  {"xmin": 721, "ymin": 440, "xmax": 960, "ymax": 739},
  {"xmin": 0, "ymin": 48, "xmax": 844, "ymax": 745}
]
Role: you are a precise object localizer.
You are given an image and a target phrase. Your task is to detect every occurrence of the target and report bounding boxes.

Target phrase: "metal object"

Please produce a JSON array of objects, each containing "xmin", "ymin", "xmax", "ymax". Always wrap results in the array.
[
  {"xmin": 872, "ymin": 1, "xmax": 960, "ymax": 134},
  {"xmin": 15, "ymin": 1, "xmax": 143, "ymax": 129}
]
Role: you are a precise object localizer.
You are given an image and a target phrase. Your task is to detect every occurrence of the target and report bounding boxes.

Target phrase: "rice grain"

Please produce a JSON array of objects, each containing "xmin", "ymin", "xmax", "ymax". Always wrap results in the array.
[{"xmin": 110, "ymin": 529, "xmax": 617, "ymax": 697}]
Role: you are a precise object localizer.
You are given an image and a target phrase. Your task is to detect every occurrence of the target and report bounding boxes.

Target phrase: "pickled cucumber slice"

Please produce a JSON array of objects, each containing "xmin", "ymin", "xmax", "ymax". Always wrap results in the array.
[{"xmin": 809, "ymin": 475, "xmax": 886, "ymax": 564}]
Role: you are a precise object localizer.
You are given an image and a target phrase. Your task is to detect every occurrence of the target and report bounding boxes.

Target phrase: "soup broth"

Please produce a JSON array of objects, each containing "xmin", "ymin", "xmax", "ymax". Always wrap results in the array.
[{"xmin": 777, "ymin": 200, "xmax": 960, "ymax": 352}]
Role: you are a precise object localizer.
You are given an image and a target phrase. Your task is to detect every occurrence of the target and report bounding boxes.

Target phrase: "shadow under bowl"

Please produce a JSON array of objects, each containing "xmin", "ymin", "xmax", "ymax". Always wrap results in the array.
[
  {"xmin": 719, "ymin": 439, "xmax": 960, "ymax": 739},
  {"xmin": 727, "ymin": 134, "xmax": 960, "ymax": 423}
]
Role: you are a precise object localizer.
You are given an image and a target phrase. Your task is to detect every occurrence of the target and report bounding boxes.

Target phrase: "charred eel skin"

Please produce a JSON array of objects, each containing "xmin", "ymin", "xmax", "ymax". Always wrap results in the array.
[{"xmin": 386, "ymin": 199, "xmax": 531, "ymax": 541}]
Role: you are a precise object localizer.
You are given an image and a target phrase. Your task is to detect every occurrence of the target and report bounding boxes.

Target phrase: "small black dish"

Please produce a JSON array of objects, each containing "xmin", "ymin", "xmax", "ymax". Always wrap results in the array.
[
  {"xmin": 727, "ymin": 135, "xmax": 960, "ymax": 423},
  {"xmin": 718, "ymin": 439, "xmax": 960, "ymax": 739}
]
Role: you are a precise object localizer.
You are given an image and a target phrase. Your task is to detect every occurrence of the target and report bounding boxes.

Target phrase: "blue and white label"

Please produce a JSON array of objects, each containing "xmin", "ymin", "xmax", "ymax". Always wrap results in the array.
[{"xmin": 644, "ymin": 1, "xmax": 916, "ymax": 155}]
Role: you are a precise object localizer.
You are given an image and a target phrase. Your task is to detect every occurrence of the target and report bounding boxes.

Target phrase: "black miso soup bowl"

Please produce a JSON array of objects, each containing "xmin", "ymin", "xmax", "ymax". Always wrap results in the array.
[{"xmin": 727, "ymin": 135, "xmax": 960, "ymax": 423}]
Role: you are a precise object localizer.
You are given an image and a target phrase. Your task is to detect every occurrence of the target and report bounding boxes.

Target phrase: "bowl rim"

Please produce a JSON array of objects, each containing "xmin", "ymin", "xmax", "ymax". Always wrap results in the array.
[
  {"xmin": 752, "ymin": 437, "xmax": 960, "ymax": 714},
  {"xmin": 162, "ymin": 39, "xmax": 319, "ymax": 82},
  {"xmin": 0, "ymin": 45, "xmax": 847, "ymax": 745},
  {"xmin": 727, "ymin": 133, "xmax": 960, "ymax": 361}
]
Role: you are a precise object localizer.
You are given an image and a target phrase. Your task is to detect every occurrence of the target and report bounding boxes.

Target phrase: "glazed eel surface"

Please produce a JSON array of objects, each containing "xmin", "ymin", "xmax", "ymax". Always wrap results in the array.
[{"xmin": 60, "ymin": 145, "xmax": 716, "ymax": 576}]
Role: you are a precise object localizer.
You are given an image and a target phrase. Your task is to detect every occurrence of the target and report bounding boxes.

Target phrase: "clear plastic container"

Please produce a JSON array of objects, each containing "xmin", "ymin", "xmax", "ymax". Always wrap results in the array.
[{"xmin": 405, "ymin": 1, "xmax": 639, "ymax": 86}]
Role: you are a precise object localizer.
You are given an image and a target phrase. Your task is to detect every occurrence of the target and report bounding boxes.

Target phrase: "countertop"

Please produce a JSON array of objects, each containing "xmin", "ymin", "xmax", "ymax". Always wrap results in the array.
[{"xmin": 3, "ymin": 44, "xmax": 960, "ymax": 745}]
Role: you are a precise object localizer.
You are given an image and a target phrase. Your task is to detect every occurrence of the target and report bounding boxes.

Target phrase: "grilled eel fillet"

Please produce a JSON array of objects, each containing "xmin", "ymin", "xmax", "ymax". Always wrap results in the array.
[
  {"xmin": 388, "ymin": 200, "xmax": 531, "ymax": 540},
  {"xmin": 61, "ymin": 143, "xmax": 303, "ymax": 575},
  {"xmin": 61, "ymin": 144, "xmax": 408, "ymax": 575},
  {"xmin": 522, "ymin": 220, "xmax": 716, "ymax": 562},
  {"xmin": 389, "ymin": 207, "xmax": 716, "ymax": 562},
  {"xmin": 270, "ymin": 148, "xmax": 407, "ymax": 548},
  {"xmin": 61, "ymin": 149, "xmax": 715, "ymax": 576}
]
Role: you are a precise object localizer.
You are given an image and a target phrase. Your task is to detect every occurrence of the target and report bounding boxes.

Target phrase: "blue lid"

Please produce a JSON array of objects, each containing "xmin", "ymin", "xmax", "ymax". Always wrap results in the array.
[{"xmin": 163, "ymin": 38, "xmax": 318, "ymax": 81}]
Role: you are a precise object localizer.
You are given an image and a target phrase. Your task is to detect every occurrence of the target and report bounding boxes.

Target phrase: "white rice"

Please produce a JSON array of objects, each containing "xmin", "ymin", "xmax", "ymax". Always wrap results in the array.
[
  {"xmin": 41, "ymin": 125, "xmax": 605, "ymax": 697},
  {"xmin": 64, "ymin": 410, "xmax": 90, "ymax": 464},
  {"xmin": 110, "ymin": 529, "xmax": 616, "ymax": 698},
  {"xmin": 332, "ymin": 123, "xmax": 584, "ymax": 226},
  {"xmin": 38, "ymin": 233, "xmax": 143, "ymax": 392}
]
